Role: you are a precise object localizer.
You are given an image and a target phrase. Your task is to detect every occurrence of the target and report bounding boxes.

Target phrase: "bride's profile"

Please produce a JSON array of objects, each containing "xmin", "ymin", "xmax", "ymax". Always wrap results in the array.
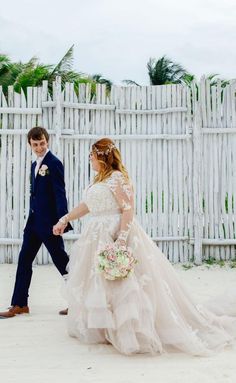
[{"xmin": 53, "ymin": 138, "xmax": 236, "ymax": 356}]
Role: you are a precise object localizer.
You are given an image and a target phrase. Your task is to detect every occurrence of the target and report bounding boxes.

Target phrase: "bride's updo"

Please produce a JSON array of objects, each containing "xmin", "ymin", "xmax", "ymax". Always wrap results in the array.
[{"xmin": 92, "ymin": 138, "xmax": 129, "ymax": 183}]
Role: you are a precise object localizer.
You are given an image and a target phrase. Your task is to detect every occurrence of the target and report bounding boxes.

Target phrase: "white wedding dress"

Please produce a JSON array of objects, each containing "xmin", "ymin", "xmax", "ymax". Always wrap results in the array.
[{"xmin": 65, "ymin": 171, "xmax": 236, "ymax": 355}]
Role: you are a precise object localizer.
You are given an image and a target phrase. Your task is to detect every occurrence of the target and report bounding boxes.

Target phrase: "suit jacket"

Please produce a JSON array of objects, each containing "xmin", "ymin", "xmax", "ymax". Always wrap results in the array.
[{"xmin": 27, "ymin": 150, "xmax": 72, "ymax": 235}]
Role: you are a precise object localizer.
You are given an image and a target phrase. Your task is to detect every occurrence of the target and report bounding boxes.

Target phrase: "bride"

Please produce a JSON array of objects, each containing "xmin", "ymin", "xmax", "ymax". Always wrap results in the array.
[{"xmin": 53, "ymin": 138, "xmax": 236, "ymax": 356}]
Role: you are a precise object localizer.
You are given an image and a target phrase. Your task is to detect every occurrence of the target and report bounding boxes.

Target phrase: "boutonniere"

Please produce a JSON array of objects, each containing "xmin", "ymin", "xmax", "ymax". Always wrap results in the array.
[{"xmin": 38, "ymin": 164, "xmax": 49, "ymax": 176}]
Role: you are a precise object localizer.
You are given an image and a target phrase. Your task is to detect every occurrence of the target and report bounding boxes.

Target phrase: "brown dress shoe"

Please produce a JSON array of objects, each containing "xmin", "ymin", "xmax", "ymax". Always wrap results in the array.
[
  {"xmin": 59, "ymin": 308, "xmax": 68, "ymax": 315},
  {"xmin": 0, "ymin": 305, "xmax": 29, "ymax": 318}
]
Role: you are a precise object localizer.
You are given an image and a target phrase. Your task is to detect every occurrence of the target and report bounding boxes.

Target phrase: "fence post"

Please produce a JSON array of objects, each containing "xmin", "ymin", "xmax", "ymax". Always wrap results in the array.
[
  {"xmin": 54, "ymin": 76, "xmax": 62, "ymax": 155},
  {"xmin": 193, "ymin": 100, "xmax": 203, "ymax": 264}
]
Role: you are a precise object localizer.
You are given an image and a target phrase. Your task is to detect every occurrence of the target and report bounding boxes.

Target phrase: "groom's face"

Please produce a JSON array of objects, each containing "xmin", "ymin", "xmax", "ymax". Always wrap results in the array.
[{"xmin": 30, "ymin": 135, "xmax": 49, "ymax": 157}]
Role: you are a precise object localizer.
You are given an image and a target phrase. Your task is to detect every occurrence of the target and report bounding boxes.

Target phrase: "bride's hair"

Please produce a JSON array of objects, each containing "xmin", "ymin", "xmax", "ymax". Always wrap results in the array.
[{"xmin": 92, "ymin": 138, "xmax": 129, "ymax": 183}]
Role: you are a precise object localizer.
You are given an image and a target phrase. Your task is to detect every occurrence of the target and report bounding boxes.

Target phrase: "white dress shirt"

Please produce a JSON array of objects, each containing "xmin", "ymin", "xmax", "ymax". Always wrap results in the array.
[{"xmin": 34, "ymin": 149, "xmax": 49, "ymax": 177}]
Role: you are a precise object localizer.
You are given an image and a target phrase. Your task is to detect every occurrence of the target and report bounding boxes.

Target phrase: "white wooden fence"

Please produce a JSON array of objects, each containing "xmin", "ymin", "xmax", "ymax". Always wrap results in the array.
[{"xmin": 0, "ymin": 77, "xmax": 236, "ymax": 264}]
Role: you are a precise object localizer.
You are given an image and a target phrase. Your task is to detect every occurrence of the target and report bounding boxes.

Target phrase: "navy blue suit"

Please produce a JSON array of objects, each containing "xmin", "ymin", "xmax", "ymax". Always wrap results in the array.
[{"xmin": 11, "ymin": 151, "xmax": 72, "ymax": 307}]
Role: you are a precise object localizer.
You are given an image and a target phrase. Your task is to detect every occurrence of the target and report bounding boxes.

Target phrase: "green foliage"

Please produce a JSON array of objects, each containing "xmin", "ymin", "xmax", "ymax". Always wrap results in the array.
[
  {"xmin": 145, "ymin": 191, "xmax": 166, "ymax": 213},
  {"xmin": 230, "ymin": 261, "xmax": 236, "ymax": 268},
  {"xmin": 14, "ymin": 62, "xmax": 51, "ymax": 94},
  {"xmin": 147, "ymin": 56, "xmax": 188, "ymax": 85},
  {"xmin": 0, "ymin": 46, "xmax": 112, "ymax": 97},
  {"xmin": 90, "ymin": 74, "xmax": 113, "ymax": 91},
  {"xmin": 0, "ymin": 58, "xmax": 24, "ymax": 94},
  {"xmin": 203, "ymin": 194, "xmax": 231, "ymax": 214},
  {"xmin": 224, "ymin": 193, "xmax": 234, "ymax": 213},
  {"xmin": 182, "ymin": 259, "xmax": 236, "ymax": 269},
  {"xmin": 203, "ymin": 257, "xmax": 225, "ymax": 267},
  {"xmin": 182, "ymin": 73, "xmax": 195, "ymax": 86}
]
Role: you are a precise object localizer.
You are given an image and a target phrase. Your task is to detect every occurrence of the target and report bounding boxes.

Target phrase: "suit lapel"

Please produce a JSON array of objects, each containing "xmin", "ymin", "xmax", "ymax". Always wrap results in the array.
[{"xmin": 31, "ymin": 162, "xmax": 36, "ymax": 193}]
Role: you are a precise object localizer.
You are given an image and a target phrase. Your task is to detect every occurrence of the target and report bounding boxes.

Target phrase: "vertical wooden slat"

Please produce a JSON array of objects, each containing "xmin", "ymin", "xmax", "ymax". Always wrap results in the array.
[
  {"xmin": 177, "ymin": 85, "xmax": 184, "ymax": 262},
  {"xmin": 130, "ymin": 86, "xmax": 137, "ymax": 218},
  {"xmin": 0, "ymin": 89, "xmax": 8, "ymax": 263},
  {"xmin": 193, "ymin": 102, "xmax": 203, "ymax": 264},
  {"xmin": 182, "ymin": 86, "xmax": 189, "ymax": 262},
  {"xmin": 151, "ymin": 86, "xmax": 158, "ymax": 241},
  {"xmin": 162, "ymin": 85, "xmax": 169, "ymax": 256},
  {"xmin": 12, "ymin": 91, "xmax": 21, "ymax": 263},
  {"xmin": 170, "ymin": 85, "xmax": 178, "ymax": 262},
  {"xmin": 200, "ymin": 78, "xmax": 210, "ymax": 261},
  {"xmin": 211, "ymin": 85, "xmax": 220, "ymax": 260},
  {"xmin": 156, "ymin": 86, "xmax": 163, "ymax": 252},
  {"xmin": 231, "ymin": 81, "xmax": 236, "ymax": 260},
  {"xmin": 221, "ymin": 84, "xmax": 231, "ymax": 260},
  {"xmin": 167, "ymin": 85, "xmax": 173, "ymax": 261}
]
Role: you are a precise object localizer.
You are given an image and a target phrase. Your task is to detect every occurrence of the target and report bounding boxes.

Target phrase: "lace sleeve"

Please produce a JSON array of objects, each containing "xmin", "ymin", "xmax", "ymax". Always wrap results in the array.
[{"xmin": 107, "ymin": 171, "xmax": 134, "ymax": 246}]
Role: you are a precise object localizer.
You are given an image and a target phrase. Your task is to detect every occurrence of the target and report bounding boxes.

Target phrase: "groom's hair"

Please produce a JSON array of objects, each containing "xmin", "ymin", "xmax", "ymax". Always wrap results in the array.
[{"xmin": 27, "ymin": 127, "xmax": 49, "ymax": 144}]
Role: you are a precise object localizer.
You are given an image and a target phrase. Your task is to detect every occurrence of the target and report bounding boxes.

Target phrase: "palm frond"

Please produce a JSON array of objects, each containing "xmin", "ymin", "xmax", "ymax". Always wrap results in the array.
[
  {"xmin": 50, "ymin": 45, "xmax": 74, "ymax": 77},
  {"xmin": 90, "ymin": 73, "xmax": 113, "ymax": 91},
  {"xmin": 0, "ymin": 54, "xmax": 11, "ymax": 72},
  {"xmin": 122, "ymin": 79, "xmax": 140, "ymax": 86},
  {"xmin": 182, "ymin": 73, "xmax": 195, "ymax": 86}
]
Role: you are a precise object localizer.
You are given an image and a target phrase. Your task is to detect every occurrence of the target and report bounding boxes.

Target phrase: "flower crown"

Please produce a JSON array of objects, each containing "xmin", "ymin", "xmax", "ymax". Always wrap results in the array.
[{"xmin": 93, "ymin": 144, "xmax": 116, "ymax": 156}]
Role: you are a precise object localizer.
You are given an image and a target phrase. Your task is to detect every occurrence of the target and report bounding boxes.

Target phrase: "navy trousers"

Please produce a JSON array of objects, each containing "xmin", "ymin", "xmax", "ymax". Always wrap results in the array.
[{"xmin": 11, "ymin": 216, "xmax": 69, "ymax": 307}]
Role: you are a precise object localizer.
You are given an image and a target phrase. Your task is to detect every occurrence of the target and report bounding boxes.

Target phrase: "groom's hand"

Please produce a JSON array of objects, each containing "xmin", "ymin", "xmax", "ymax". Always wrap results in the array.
[{"xmin": 53, "ymin": 222, "xmax": 66, "ymax": 236}]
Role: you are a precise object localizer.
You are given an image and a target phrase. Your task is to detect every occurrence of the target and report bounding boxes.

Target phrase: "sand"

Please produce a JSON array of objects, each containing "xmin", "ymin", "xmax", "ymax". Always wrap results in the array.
[{"xmin": 0, "ymin": 263, "xmax": 236, "ymax": 383}]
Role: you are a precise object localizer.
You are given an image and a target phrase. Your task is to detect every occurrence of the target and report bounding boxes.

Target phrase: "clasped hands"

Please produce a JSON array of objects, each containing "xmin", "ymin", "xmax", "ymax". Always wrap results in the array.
[{"xmin": 53, "ymin": 221, "xmax": 66, "ymax": 236}]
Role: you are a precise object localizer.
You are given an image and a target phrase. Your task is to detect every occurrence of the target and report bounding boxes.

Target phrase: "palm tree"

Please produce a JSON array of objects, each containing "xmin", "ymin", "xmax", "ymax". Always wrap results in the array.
[{"xmin": 147, "ymin": 56, "xmax": 187, "ymax": 85}]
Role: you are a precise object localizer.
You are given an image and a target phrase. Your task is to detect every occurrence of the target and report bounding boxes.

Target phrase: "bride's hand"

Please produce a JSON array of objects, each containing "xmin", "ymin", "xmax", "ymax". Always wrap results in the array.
[
  {"xmin": 114, "ymin": 238, "xmax": 127, "ymax": 250},
  {"xmin": 53, "ymin": 222, "xmax": 66, "ymax": 236}
]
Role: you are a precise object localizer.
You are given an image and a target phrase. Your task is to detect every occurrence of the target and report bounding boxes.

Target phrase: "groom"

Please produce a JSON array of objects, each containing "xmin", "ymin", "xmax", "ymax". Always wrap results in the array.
[{"xmin": 0, "ymin": 127, "xmax": 72, "ymax": 318}]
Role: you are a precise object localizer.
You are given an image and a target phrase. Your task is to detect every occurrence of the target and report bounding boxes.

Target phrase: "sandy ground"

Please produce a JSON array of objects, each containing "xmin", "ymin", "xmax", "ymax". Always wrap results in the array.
[{"xmin": 0, "ymin": 263, "xmax": 236, "ymax": 383}]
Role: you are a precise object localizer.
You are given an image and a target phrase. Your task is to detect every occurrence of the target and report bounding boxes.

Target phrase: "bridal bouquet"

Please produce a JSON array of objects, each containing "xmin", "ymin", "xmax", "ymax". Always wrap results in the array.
[{"xmin": 97, "ymin": 243, "xmax": 137, "ymax": 281}]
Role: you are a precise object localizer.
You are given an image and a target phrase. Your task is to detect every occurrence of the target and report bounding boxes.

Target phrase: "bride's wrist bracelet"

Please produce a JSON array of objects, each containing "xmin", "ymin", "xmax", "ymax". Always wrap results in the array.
[{"xmin": 59, "ymin": 214, "xmax": 69, "ymax": 225}]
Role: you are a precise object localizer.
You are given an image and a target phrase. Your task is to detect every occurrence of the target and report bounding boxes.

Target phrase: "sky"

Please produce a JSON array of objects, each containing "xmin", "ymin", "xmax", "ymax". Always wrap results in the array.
[{"xmin": 1, "ymin": 0, "xmax": 236, "ymax": 85}]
